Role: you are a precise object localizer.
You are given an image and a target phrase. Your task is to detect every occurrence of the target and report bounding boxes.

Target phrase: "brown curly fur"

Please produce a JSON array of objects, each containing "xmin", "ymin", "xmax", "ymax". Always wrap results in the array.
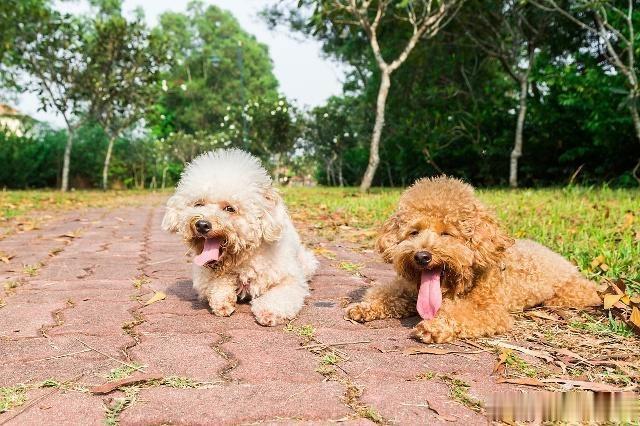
[{"xmin": 346, "ymin": 176, "xmax": 601, "ymax": 343}]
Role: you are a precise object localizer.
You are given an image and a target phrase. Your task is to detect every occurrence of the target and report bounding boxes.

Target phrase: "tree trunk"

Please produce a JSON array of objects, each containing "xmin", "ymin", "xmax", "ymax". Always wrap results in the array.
[
  {"xmin": 509, "ymin": 78, "xmax": 529, "ymax": 188},
  {"xmin": 102, "ymin": 135, "xmax": 116, "ymax": 190},
  {"xmin": 61, "ymin": 129, "xmax": 74, "ymax": 192},
  {"xmin": 629, "ymin": 100, "xmax": 640, "ymax": 185},
  {"xmin": 360, "ymin": 70, "xmax": 391, "ymax": 192}
]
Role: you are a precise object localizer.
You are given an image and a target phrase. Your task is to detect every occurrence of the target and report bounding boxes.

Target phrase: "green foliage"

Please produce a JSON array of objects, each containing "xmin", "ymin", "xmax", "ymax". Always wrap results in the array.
[
  {"xmin": 0, "ymin": 129, "xmax": 64, "ymax": 188},
  {"xmin": 267, "ymin": 0, "xmax": 640, "ymax": 187}
]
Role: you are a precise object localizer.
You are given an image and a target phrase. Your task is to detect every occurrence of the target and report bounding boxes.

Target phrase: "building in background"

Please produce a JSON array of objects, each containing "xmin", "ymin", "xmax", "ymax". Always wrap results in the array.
[{"xmin": 0, "ymin": 104, "xmax": 29, "ymax": 136}]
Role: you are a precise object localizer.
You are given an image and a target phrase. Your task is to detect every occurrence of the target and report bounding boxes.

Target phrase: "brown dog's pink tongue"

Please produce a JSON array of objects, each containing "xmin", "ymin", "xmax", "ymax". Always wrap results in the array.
[
  {"xmin": 194, "ymin": 238, "xmax": 221, "ymax": 266},
  {"xmin": 416, "ymin": 268, "xmax": 442, "ymax": 320}
]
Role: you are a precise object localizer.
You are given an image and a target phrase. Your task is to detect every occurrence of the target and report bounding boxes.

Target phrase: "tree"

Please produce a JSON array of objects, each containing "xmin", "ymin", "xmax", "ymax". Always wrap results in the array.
[
  {"xmin": 80, "ymin": 9, "xmax": 169, "ymax": 189},
  {"xmin": 532, "ymin": 0, "xmax": 640, "ymax": 184},
  {"xmin": 304, "ymin": 0, "xmax": 463, "ymax": 191},
  {"xmin": 151, "ymin": 1, "xmax": 278, "ymax": 138},
  {"xmin": 12, "ymin": 13, "xmax": 87, "ymax": 191},
  {"xmin": 466, "ymin": 1, "xmax": 552, "ymax": 187}
]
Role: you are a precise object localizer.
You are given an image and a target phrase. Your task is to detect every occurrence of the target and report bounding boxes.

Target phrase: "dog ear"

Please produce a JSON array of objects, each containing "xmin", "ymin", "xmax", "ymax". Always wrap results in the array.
[
  {"xmin": 375, "ymin": 213, "xmax": 401, "ymax": 263},
  {"xmin": 260, "ymin": 187, "xmax": 284, "ymax": 243},
  {"xmin": 161, "ymin": 194, "xmax": 183, "ymax": 233},
  {"xmin": 470, "ymin": 205, "xmax": 514, "ymax": 269}
]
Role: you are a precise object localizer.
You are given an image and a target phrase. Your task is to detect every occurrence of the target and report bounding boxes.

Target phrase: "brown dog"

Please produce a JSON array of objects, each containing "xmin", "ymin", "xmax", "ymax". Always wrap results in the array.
[{"xmin": 346, "ymin": 176, "xmax": 601, "ymax": 343}]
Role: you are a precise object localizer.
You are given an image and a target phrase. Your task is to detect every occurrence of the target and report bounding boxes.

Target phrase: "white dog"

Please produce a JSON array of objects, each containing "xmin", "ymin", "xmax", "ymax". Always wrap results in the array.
[{"xmin": 161, "ymin": 149, "xmax": 317, "ymax": 326}]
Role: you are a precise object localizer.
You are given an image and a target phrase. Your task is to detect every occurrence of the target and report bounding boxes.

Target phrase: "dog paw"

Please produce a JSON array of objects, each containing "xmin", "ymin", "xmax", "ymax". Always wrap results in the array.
[
  {"xmin": 252, "ymin": 307, "xmax": 286, "ymax": 327},
  {"xmin": 345, "ymin": 302, "xmax": 377, "ymax": 322},
  {"xmin": 210, "ymin": 301, "xmax": 236, "ymax": 317},
  {"xmin": 413, "ymin": 318, "xmax": 457, "ymax": 343}
]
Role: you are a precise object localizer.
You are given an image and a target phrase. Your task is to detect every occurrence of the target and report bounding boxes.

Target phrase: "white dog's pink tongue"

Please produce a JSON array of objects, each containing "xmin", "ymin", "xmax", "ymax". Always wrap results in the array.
[
  {"xmin": 417, "ymin": 268, "xmax": 442, "ymax": 320},
  {"xmin": 194, "ymin": 238, "xmax": 221, "ymax": 266}
]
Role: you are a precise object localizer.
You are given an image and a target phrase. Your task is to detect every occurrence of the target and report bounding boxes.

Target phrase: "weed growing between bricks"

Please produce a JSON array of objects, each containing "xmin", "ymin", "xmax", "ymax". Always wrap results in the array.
[{"xmin": 283, "ymin": 321, "xmax": 388, "ymax": 424}]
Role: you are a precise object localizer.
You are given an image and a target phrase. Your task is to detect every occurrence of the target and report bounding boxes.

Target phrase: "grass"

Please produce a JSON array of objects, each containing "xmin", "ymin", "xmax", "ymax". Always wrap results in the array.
[
  {"xmin": 439, "ymin": 375, "xmax": 483, "ymax": 413},
  {"xmin": 0, "ymin": 189, "xmax": 160, "ymax": 222},
  {"xmin": 283, "ymin": 322, "xmax": 316, "ymax": 341},
  {"xmin": 105, "ymin": 363, "xmax": 145, "ymax": 381},
  {"xmin": 0, "ymin": 385, "xmax": 27, "ymax": 413},
  {"xmin": 104, "ymin": 386, "xmax": 138, "ymax": 426},
  {"xmin": 569, "ymin": 312, "xmax": 634, "ymax": 338}
]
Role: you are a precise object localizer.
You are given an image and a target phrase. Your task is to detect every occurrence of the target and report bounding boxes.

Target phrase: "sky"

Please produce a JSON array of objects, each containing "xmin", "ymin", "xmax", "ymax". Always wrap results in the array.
[{"xmin": 15, "ymin": 0, "xmax": 346, "ymax": 127}]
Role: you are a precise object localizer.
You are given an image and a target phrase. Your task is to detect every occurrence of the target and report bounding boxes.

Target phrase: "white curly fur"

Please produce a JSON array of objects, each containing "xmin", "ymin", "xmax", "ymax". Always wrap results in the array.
[{"xmin": 162, "ymin": 148, "xmax": 318, "ymax": 326}]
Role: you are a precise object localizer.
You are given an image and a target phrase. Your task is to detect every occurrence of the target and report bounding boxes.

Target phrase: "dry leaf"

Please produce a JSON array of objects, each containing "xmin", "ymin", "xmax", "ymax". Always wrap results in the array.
[
  {"xmin": 631, "ymin": 307, "xmax": 640, "ymax": 328},
  {"xmin": 604, "ymin": 294, "xmax": 624, "ymax": 309},
  {"xmin": 0, "ymin": 252, "xmax": 15, "ymax": 264},
  {"xmin": 621, "ymin": 295, "xmax": 631, "ymax": 305},
  {"xmin": 599, "ymin": 263, "xmax": 609, "ymax": 272},
  {"xmin": 484, "ymin": 340, "xmax": 554, "ymax": 362},
  {"xmin": 590, "ymin": 255, "xmax": 605, "ymax": 268},
  {"xmin": 525, "ymin": 310, "xmax": 559, "ymax": 321},
  {"xmin": 402, "ymin": 346, "xmax": 483, "ymax": 356},
  {"xmin": 143, "ymin": 291, "xmax": 166, "ymax": 306},
  {"xmin": 496, "ymin": 377, "xmax": 545, "ymax": 387},
  {"xmin": 90, "ymin": 373, "xmax": 163, "ymax": 394},
  {"xmin": 621, "ymin": 212, "xmax": 634, "ymax": 230}
]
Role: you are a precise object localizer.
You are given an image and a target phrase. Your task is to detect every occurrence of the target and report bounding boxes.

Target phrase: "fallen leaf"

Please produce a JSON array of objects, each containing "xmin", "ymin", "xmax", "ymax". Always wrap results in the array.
[
  {"xmin": 621, "ymin": 212, "xmax": 634, "ymax": 230},
  {"xmin": 496, "ymin": 377, "xmax": 545, "ymax": 387},
  {"xmin": 599, "ymin": 263, "xmax": 609, "ymax": 272},
  {"xmin": 630, "ymin": 307, "xmax": 640, "ymax": 328},
  {"xmin": 630, "ymin": 296, "xmax": 640, "ymax": 304},
  {"xmin": 0, "ymin": 253, "xmax": 15, "ymax": 264},
  {"xmin": 484, "ymin": 340, "xmax": 554, "ymax": 362},
  {"xmin": 403, "ymin": 346, "xmax": 484, "ymax": 356},
  {"xmin": 525, "ymin": 310, "xmax": 559, "ymax": 321},
  {"xmin": 604, "ymin": 294, "xmax": 624, "ymax": 309},
  {"xmin": 59, "ymin": 232, "xmax": 79, "ymax": 239},
  {"xmin": 426, "ymin": 399, "xmax": 457, "ymax": 422},
  {"xmin": 143, "ymin": 291, "xmax": 166, "ymax": 306},
  {"xmin": 90, "ymin": 373, "xmax": 163, "ymax": 394},
  {"xmin": 590, "ymin": 255, "xmax": 605, "ymax": 269},
  {"xmin": 621, "ymin": 295, "xmax": 631, "ymax": 305}
]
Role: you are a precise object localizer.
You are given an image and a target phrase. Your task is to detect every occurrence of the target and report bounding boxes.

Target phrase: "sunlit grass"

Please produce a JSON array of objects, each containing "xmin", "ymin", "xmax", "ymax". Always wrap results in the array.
[{"xmin": 0, "ymin": 189, "xmax": 167, "ymax": 221}]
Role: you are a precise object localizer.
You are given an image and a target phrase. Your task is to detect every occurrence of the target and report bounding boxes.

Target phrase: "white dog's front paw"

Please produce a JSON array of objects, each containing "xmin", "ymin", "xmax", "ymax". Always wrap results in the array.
[
  {"xmin": 252, "ymin": 305, "xmax": 286, "ymax": 326},
  {"xmin": 208, "ymin": 291, "xmax": 236, "ymax": 317},
  {"xmin": 210, "ymin": 300, "xmax": 236, "ymax": 317}
]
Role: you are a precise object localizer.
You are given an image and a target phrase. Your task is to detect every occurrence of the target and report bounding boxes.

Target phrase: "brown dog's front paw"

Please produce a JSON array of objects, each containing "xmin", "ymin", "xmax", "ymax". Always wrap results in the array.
[
  {"xmin": 210, "ymin": 301, "xmax": 236, "ymax": 317},
  {"xmin": 413, "ymin": 318, "xmax": 457, "ymax": 343},
  {"xmin": 345, "ymin": 302, "xmax": 380, "ymax": 322}
]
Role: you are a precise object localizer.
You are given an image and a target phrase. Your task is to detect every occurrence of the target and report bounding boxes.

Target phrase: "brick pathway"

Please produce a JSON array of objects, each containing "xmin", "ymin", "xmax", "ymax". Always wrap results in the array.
[{"xmin": 0, "ymin": 197, "xmax": 516, "ymax": 425}]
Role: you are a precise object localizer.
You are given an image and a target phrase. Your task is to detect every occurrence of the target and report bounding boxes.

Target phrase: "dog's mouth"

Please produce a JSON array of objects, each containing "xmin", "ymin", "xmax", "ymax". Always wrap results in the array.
[
  {"xmin": 416, "ymin": 266, "xmax": 445, "ymax": 320},
  {"xmin": 194, "ymin": 236, "xmax": 226, "ymax": 267}
]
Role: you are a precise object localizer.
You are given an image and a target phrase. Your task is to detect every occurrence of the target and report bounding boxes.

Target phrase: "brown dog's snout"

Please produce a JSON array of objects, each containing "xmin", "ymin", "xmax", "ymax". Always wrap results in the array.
[
  {"xmin": 414, "ymin": 251, "xmax": 432, "ymax": 266},
  {"xmin": 195, "ymin": 219, "xmax": 212, "ymax": 235}
]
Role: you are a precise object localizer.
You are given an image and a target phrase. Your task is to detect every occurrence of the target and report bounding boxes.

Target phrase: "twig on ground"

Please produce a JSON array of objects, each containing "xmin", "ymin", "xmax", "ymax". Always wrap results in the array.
[
  {"xmin": 296, "ymin": 340, "xmax": 372, "ymax": 350},
  {"xmin": 73, "ymin": 337, "xmax": 144, "ymax": 372}
]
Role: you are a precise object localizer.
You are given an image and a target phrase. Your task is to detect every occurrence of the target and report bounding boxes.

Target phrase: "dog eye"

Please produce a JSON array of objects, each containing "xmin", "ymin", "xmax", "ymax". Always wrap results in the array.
[
  {"xmin": 409, "ymin": 230, "xmax": 420, "ymax": 237},
  {"xmin": 193, "ymin": 201, "xmax": 205, "ymax": 207},
  {"xmin": 442, "ymin": 231, "xmax": 452, "ymax": 237},
  {"xmin": 223, "ymin": 205, "xmax": 236, "ymax": 213}
]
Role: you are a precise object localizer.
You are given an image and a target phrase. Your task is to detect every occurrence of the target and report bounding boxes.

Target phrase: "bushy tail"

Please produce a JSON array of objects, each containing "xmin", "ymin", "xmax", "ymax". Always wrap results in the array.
[{"xmin": 299, "ymin": 247, "xmax": 319, "ymax": 281}]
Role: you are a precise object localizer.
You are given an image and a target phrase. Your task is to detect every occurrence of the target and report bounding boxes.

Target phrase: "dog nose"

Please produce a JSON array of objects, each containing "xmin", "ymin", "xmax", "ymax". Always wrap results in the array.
[
  {"xmin": 195, "ymin": 219, "xmax": 212, "ymax": 235},
  {"xmin": 414, "ymin": 251, "xmax": 432, "ymax": 266}
]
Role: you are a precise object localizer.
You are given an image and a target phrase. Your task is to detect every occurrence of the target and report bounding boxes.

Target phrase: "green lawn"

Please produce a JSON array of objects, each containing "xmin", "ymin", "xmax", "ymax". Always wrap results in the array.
[{"xmin": 281, "ymin": 186, "xmax": 640, "ymax": 295}]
